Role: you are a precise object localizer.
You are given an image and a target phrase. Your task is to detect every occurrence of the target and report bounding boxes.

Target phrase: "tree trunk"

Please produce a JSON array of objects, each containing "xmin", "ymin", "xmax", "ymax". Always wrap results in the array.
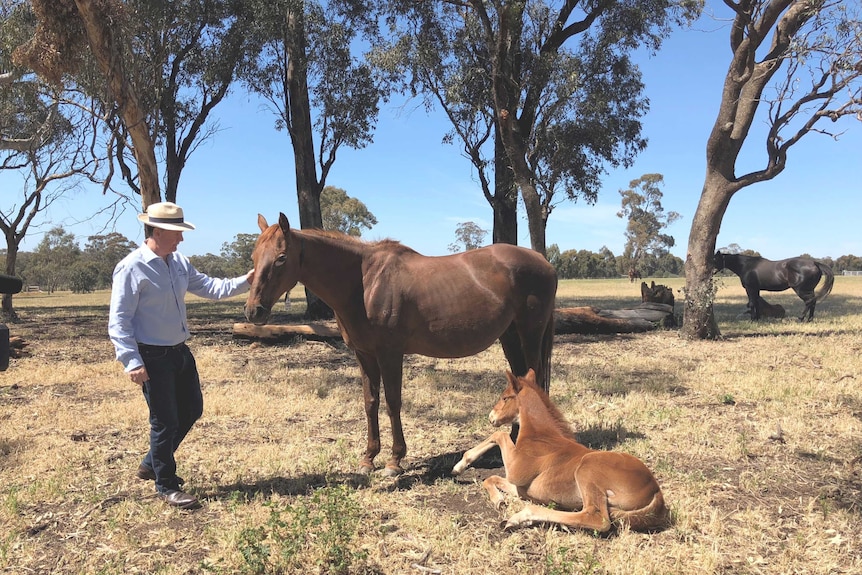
[
  {"xmin": 286, "ymin": 2, "xmax": 332, "ymax": 320},
  {"xmin": 486, "ymin": 1, "xmax": 548, "ymax": 257},
  {"xmin": 1, "ymin": 240, "xmax": 19, "ymax": 321},
  {"xmin": 681, "ymin": 171, "xmax": 737, "ymax": 340},
  {"xmin": 492, "ymin": 133, "xmax": 518, "ymax": 245},
  {"xmin": 74, "ymin": 0, "xmax": 161, "ymax": 208},
  {"xmin": 681, "ymin": 0, "xmax": 823, "ymax": 339}
]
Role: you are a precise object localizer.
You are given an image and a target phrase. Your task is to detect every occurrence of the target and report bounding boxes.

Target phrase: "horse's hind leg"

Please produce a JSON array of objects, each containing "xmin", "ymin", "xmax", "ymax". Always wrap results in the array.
[
  {"xmin": 378, "ymin": 354, "xmax": 408, "ymax": 476},
  {"xmin": 499, "ymin": 324, "xmax": 528, "ymax": 380},
  {"xmin": 505, "ymin": 484, "xmax": 613, "ymax": 532},
  {"xmin": 796, "ymin": 289, "xmax": 817, "ymax": 321},
  {"xmin": 482, "ymin": 474, "xmax": 520, "ymax": 509},
  {"xmin": 355, "ymin": 351, "xmax": 382, "ymax": 474},
  {"xmin": 500, "ymin": 319, "xmax": 553, "ymax": 394}
]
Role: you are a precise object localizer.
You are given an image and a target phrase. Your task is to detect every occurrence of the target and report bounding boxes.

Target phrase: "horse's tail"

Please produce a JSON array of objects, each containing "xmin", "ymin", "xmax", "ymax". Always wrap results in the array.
[
  {"xmin": 815, "ymin": 263, "xmax": 835, "ymax": 303},
  {"xmin": 611, "ymin": 491, "xmax": 670, "ymax": 532}
]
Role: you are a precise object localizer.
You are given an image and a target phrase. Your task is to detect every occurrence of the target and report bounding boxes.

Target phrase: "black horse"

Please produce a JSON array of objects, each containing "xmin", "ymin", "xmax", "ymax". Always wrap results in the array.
[{"xmin": 714, "ymin": 251, "xmax": 834, "ymax": 322}]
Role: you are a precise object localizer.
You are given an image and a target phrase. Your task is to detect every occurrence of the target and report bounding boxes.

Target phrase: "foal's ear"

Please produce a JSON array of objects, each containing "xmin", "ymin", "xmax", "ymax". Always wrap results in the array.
[
  {"xmin": 505, "ymin": 370, "xmax": 520, "ymax": 391},
  {"xmin": 257, "ymin": 214, "xmax": 269, "ymax": 232}
]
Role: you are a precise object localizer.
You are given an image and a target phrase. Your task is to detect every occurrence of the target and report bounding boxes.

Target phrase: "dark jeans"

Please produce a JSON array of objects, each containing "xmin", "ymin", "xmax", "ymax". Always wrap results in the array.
[{"xmin": 139, "ymin": 343, "xmax": 202, "ymax": 493}]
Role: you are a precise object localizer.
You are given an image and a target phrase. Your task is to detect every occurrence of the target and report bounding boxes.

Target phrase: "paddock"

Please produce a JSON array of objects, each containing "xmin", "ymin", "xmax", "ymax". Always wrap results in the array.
[{"xmin": 2, "ymin": 277, "xmax": 861, "ymax": 574}]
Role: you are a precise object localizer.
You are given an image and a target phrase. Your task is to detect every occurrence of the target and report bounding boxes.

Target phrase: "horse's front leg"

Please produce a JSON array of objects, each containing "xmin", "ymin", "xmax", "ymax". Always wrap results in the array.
[
  {"xmin": 452, "ymin": 433, "xmax": 502, "ymax": 475},
  {"xmin": 379, "ymin": 353, "xmax": 407, "ymax": 476},
  {"xmin": 355, "ymin": 351, "xmax": 382, "ymax": 474},
  {"xmin": 745, "ymin": 287, "xmax": 762, "ymax": 320}
]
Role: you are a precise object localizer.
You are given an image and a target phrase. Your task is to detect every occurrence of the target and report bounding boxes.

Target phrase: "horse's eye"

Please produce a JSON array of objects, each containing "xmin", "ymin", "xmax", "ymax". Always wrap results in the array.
[{"xmin": 274, "ymin": 253, "xmax": 287, "ymax": 267}]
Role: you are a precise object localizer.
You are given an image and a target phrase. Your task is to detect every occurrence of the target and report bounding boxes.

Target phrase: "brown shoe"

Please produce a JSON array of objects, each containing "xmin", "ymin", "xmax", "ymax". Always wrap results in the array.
[
  {"xmin": 160, "ymin": 490, "xmax": 200, "ymax": 509},
  {"xmin": 136, "ymin": 464, "xmax": 184, "ymax": 485}
]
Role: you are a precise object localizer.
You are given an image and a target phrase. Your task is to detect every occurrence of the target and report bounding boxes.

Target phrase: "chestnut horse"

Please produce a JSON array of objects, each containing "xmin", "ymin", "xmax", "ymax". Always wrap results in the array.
[
  {"xmin": 452, "ymin": 369, "xmax": 669, "ymax": 532},
  {"xmin": 714, "ymin": 251, "xmax": 834, "ymax": 321},
  {"xmin": 245, "ymin": 214, "xmax": 557, "ymax": 475}
]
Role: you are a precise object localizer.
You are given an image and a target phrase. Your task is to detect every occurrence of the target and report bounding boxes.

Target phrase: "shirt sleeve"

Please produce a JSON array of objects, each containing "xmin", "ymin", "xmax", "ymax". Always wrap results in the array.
[
  {"xmin": 108, "ymin": 261, "xmax": 145, "ymax": 372},
  {"xmin": 184, "ymin": 257, "xmax": 251, "ymax": 299}
]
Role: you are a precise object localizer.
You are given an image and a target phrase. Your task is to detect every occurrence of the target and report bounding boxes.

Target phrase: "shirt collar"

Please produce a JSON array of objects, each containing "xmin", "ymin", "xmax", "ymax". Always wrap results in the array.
[{"xmin": 141, "ymin": 242, "xmax": 167, "ymax": 264}]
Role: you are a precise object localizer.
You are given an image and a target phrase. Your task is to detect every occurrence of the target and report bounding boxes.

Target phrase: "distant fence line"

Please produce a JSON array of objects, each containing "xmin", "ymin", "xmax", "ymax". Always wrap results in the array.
[{"xmin": 842, "ymin": 271, "xmax": 862, "ymax": 276}]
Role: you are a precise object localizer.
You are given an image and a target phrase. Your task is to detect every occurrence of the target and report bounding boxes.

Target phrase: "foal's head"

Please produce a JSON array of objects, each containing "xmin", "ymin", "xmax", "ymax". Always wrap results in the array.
[
  {"xmin": 488, "ymin": 370, "xmax": 523, "ymax": 426},
  {"xmin": 489, "ymin": 369, "xmax": 574, "ymax": 438}
]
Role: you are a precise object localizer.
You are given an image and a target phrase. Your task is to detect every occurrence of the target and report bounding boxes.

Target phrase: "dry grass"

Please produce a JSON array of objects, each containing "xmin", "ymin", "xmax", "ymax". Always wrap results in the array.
[{"xmin": 2, "ymin": 277, "xmax": 862, "ymax": 574}]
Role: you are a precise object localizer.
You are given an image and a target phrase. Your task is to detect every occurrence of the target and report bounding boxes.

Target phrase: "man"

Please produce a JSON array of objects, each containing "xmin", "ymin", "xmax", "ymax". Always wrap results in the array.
[{"xmin": 109, "ymin": 202, "xmax": 254, "ymax": 509}]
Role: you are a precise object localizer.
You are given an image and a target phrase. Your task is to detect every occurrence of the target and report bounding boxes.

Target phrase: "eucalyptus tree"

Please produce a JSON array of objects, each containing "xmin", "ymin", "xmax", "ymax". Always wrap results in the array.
[
  {"xmin": 448, "ymin": 221, "xmax": 488, "ymax": 252},
  {"xmin": 1, "ymin": 1, "xmax": 103, "ymax": 320},
  {"xmin": 0, "ymin": 1, "xmax": 56, "ymax": 153},
  {"xmin": 375, "ymin": 9, "xmax": 519, "ymax": 244},
  {"xmin": 14, "ymin": 0, "xmax": 254, "ymax": 207},
  {"xmin": 83, "ymin": 232, "xmax": 137, "ymax": 289},
  {"xmin": 241, "ymin": 0, "xmax": 387, "ymax": 318},
  {"xmin": 320, "ymin": 186, "xmax": 377, "ymax": 237},
  {"xmin": 617, "ymin": 173, "xmax": 681, "ymax": 274},
  {"xmin": 381, "ymin": 0, "xmax": 701, "ymax": 256},
  {"xmin": 682, "ymin": 0, "xmax": 862, "ymax": 339}
]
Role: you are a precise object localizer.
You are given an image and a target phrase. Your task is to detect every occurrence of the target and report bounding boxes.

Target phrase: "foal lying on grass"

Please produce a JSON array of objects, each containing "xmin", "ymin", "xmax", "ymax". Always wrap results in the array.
[{"xmin": 452, "ymin": 369, "xmax": 669, "ymax": 533}]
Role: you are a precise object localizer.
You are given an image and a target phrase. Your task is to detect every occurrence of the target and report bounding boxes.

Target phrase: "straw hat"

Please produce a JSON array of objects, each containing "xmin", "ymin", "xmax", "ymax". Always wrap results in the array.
[{"xmin": 137, "ymin": 202, "xmax": 196, "ymax": 231}]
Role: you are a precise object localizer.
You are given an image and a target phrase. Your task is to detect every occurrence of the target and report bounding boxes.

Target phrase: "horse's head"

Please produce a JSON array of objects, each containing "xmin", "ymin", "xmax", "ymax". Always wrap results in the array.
[
  {"xmin": 488, "ymin": 370, "xmax": 522, "ymax": 427},
  {"xmin": 488, "ymin": 369, "xmax": 541, "ymax": 426},
  {"xmin": 244, "ymin": 212, "xmax": 300, "ymax": 325},
  {"xmin": 713, "ymin": 251, "xmax": 726, "ymax": 272}
]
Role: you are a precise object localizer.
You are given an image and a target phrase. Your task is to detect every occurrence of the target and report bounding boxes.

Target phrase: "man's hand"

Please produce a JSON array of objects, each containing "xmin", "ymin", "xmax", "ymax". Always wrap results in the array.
[
  {"xmin": 246, "ymin": 268, "xmax": 255, "ymax": 283},
  {"xmin": 128, "ymin": 366, "xmax": 149, "ymax": 387}
]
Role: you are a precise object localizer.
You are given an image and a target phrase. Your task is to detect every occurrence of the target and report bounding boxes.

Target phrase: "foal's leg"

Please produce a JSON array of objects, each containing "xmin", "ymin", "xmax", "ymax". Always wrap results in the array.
[
  {"xmin": 452, "ymin": 430, "xmax": 519, "ymax": 507},
  {"xmin": 452, "ymin": 434, "xmax": 502, "ymax": 475},
  {"xmin": 482, "ymin": 475, "xmax": 520, "ymax": 509},
  {"xmin": 355, "ymin": 351, "xmax": 382, "ymax": 474},
  {"xmin": 505, "ymin": 482, "xmax": 613, "ymax": 533}
]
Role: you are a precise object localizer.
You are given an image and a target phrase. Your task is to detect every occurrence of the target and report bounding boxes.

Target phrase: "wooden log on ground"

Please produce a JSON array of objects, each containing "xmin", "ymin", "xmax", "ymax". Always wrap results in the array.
[
  {"xmin": 554, "ymin": 302, "xmax": 675, "ymax": 335},
  {"xmin": 232, "ymin": 322, "xmax": 342, "ymax": 342},
  {"xmin": 233, "ymin": 301, "xmax": 676, "ymax": 342}
]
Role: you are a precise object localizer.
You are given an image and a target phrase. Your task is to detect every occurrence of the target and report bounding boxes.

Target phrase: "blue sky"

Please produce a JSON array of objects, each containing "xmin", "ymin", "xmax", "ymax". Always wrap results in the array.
[{"xmin": 12, "ymin": 2, "xmax": 862, "ymax": 262}]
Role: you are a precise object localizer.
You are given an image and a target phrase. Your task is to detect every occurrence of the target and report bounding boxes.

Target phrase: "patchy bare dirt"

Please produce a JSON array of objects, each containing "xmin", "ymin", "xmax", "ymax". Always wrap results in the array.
[{"xmin": 4, "ymin": 288, "xmax": 862, "ymax": 574}]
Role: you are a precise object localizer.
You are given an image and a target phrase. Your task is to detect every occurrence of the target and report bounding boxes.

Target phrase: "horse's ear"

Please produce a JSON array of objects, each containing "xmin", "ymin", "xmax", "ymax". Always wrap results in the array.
[
  {"xmin": 278, "ymin": 213, "xmax": 291, "ymax": 237},
  {"xmin": 505, "ymin": 370, "xmax": 520, "ymax": 392},
  {"xmin": 523, "ymin": 369, "xmax": 537, "ymax": 388},
  {"xmin": 257, "ymin": 214, "xmax": 268, "ymax": 232}
]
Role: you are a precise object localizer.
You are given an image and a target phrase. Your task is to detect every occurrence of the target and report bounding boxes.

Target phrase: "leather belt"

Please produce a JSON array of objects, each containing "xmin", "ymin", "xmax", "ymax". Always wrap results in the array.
[{"xmin": 137, "ymin": 342, "xmax": 186, "ymax": 351}]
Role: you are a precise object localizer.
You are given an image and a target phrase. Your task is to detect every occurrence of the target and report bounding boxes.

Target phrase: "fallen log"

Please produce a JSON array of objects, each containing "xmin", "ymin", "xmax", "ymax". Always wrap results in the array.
[
  {"xmin": 232, "ymin": 322, "xmax": 342, "ymax": 342},
  {"xmin": 233, "ymin": 301, "xmax": 675, "ymax": 343},
  {"xmin": 554, "ymin": 302, "xmax": 675, "ymax": 335}
]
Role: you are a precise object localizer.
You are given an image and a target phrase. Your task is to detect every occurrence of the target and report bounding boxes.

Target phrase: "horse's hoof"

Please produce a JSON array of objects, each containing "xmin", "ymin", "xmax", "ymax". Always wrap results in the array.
[
  {"xmin": 358, "ymin": 464, "xmax": 375, "ymax": 475},
  {"xmin": 381, "ymin": 465, "xmax": 403, "ymax": 477},
  {"xmin": 451, "ymin": 461, "xmax": 466, "ymax": 475}
]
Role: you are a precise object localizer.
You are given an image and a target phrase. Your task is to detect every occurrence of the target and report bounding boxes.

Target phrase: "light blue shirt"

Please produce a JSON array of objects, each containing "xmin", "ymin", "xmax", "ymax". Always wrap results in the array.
[{"xmin": 108, "ymin": 243, "xmax": 250, "ymax": 372}]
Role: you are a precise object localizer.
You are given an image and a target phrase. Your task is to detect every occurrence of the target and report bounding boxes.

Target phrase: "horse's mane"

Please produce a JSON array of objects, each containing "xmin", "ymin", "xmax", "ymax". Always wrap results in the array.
[
  {"xmin": 521, "ymin": 383, "xmax": 575, "ymax": 438},
  {"xmin": 299, "ymin": 228, "xmax": 419, "ymax": 255}
]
